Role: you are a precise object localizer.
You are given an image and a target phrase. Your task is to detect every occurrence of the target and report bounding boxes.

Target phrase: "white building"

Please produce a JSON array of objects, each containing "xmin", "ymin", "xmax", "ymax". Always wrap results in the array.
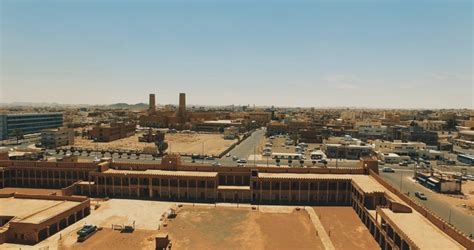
[{"xmin": 373, "ymin": 140, "xmax": 426, "ymax": 156}]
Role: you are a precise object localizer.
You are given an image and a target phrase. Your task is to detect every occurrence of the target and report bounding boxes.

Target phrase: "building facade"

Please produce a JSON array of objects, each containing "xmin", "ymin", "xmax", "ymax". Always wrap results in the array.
[
  {"xmin": 41, "ymin": 127, "xmax": 75, "ymax": 149},
  {"xmin": 0, "ymin": 113, "xmax": 63, "ymax": 140},
  {"xmin": 0, "ymin": 156, "xmax": 470, "ymax": 249},
  {"xmin": 89, "ymin": 122, "xmax": 136, "ymax": 142}
]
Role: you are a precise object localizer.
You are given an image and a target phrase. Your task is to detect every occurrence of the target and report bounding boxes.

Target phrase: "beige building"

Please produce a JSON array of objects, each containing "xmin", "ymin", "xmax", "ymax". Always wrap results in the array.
[{"xmin": 41, "ymin": 127, "xmax": 75, "ymax": 149}]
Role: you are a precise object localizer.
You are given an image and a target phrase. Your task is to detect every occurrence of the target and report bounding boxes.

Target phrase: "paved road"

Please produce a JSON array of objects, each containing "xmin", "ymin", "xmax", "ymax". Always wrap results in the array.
[
  {"xmin": 227, "ymin": 129, "xmax": 266, "ymax": 159},
  {"xmin": 380, "ymin": 168, "xmax": 474, "ymax": 236}
]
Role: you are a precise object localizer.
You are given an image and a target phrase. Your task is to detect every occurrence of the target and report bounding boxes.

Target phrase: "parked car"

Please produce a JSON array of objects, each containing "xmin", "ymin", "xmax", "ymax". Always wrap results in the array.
[
  {"xmin": 226, "ymin": 153, "xmax": 231, "ymax": 157},
  {"xmin": 382, "ymin": 167, "xmax": 395, "ymax": 173},
  {"xmin": 212, "ymin": 162, "xmax": 221, "ymax": 167},
  {"xmin": 205, "ymin": 156, "xmax": 215, "ymax": 160},
  {"xmin": 415, "ymin": 191, "xmax": 427, "ymax": 200},
  {"xmin": 398, "ymin": 161, "xmax": 408, "ymax": 166},
  {"xmin": 237, "ymin": 159, "xmax": 247, "ymax": 164},
  {"xmin": 237, "ymin": 163, "xmax": 245, "ymax": 167},
  {"xmin": 232, "ymin": 156, "xmax": 238, "ymax": 161},
  {"xmin": 378, "ymin": 160, "xmax": 385, "ymax": 166}
]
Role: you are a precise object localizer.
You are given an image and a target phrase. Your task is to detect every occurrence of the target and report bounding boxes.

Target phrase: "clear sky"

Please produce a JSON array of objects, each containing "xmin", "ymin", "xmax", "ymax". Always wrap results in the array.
[{"xmin": 0, "ymin": 0, "xmax": 472, "ymax": 108}]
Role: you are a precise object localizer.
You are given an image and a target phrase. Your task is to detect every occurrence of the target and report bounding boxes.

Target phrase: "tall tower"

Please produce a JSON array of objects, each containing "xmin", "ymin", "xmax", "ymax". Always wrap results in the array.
[
  {"xmin": 149, "ymin": 93, "xmax": 156, "ymax": 112},
  {"xmin": 179, "ymin": 93, "xmax": 186, "ymax": 115}
]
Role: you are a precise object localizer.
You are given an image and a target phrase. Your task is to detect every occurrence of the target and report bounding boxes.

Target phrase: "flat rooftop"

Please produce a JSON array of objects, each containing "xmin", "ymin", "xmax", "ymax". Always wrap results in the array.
[
  {"xmin": 257, "ymin": 173, "xmax": 386, "ymax": 193},
  {"xmin": 0, "ymin": 197, "xmax": 81, "ymax": 224},
  {"xmin": 380, "ymin": 208, "xmax": 463, "ymax": 250},
  {"xmin": 103, "ymin": 169, "xmax": 218, "ymax": 178}
]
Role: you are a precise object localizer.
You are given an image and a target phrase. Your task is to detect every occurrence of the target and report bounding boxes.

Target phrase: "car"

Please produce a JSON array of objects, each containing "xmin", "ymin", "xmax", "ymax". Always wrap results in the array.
[
  {"xmin": 212, "ymin": 162, "xmax": 221, "ymax": 167},
  {"xmin": 205, "ymin": 156, "xmax": 215, "ymax": 160},
  {"xmin": 398, "ymin": 161, "xmax": 408, "ymax": 166},
  {"xmin": 237, "ymin": 163, "xmax": 245, "ymax": 167},
  {"xmin": 237, "ymin": 159, "xmax": 247, "ymax": 164},
  {"xmin": 415, "ymin": 191, "xmax": 427, "ymax": 200},
  {"xmin": 232, "ymin": 156, "xmax": 238, "ymax": 161},
  {"xmin": 378, "ymin": 160, "xmax": 385, "ymax": 166},
  {"xmin": 382, "ymin": 167, "xmax": 395, "ymax": 173},
  {"xmin": 226, "ymin": 153, "xmax": 231, "ymax": 157}
]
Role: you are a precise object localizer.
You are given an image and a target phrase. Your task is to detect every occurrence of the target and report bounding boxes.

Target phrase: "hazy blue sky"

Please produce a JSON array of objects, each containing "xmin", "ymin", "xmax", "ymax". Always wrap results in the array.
[{"xmin": 1, "ymin": 0, "xmax": 472, "ymax": 108}]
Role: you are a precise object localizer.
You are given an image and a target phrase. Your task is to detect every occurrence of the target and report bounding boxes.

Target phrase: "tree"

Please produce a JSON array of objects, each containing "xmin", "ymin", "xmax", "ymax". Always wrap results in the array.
[
  {"xmin": 10, "ymin": 129, "xmax": 24, "ymax": 144},
  {"xmin": 155, "ymin": 131, "xmax": 168, "ymax": 156},
  {"xmin": 444, "ymin": 118, "xmax": 458, "ymax": 131}
]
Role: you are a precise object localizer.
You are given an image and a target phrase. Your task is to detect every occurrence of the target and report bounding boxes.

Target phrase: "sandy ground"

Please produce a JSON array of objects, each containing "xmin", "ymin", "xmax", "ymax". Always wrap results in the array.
[
  {"xmin": 312, "ymin": 206, "xmax": 379, "ymax": 250},
  {"xmin": 163, "ymin": 206, "xmax": 324, "ymax": 250},
  {"xmin": 84, "ymin": 199, "xmax": 176, "ymax": 230},
  {"xmin": 74, "ymin": 133, "xmax": 237, "ymax": 156},
  {"xmin": 59, "ymin": 228, "xmax": 157, "ymax": 250}
]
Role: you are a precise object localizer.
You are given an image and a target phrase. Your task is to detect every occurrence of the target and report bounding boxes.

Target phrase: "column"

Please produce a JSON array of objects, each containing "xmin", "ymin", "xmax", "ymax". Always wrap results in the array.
[
  {"xmin": 178, "ymin": 178, "xmax": 180, "ymax": 199},
  {"xmin": 269, "ymin": 181, "xmax": 272, "ymax": 202},
  {"xmin": 187, "ymin": 179, "xmax": 189, "ymax": 199},
  {"xmin": 159, "ymin": 178, "xmax": 162, "ymax": 197},
  {"xmin": 120, "ymin": 177, "xmax": 123, "ymax": 197},
  {"xmin": 298, "ymin": 181, "xmax": 301, "ymax": 203},
  {"xmin": 137, "ymin": 178, "xmax": 140, "ymax": 197},
  {"xmin": 149, "ymin": 178, "xmax": 153, "ymax": 198},
  {"xmin": 307, "ymin": 181, "xmax": 311, "ymax": 203},
  {"xmin": 204, "ymin": 180, "xmax": 207, "ymax": 201},
  {"xmin": 279, "ymin": 181, "xmax": 282, "ymax": 203}
]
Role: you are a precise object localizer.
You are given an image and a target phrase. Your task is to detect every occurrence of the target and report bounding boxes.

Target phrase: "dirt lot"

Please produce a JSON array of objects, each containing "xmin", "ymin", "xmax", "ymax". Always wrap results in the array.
[
  {"xmin": 59, "ymin": 228, "xmax": 157, "ymax": 250},
  {"xmin": 163, "ymin": 206, "xmax": 323, "ymax": 250},
  {"xmin": 83, "ymin": 199, "xmax": 175, "ymax": 230},
  {"xmin": 437, "ymin": 180, "xmax": 474, "ymax": 216},
  {"xmin": 74, "ymin": 133, "xmax": 237, "ymax": 156},
  {"xmin": 312, "ymin": 206, "xmax": 379, "ymax": 250}
]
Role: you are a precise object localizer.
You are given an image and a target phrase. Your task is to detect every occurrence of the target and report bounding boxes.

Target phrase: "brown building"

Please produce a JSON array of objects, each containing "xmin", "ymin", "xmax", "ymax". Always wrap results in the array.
[
  {"xmin": 0, "ymin": 156, "xmax": 471, "ymax": 249},
  {"xmin": 0, "ymin": 194, "xmax": 90, "ymax": 245},
  {"xmin": 89, "ymin": 122, "xmax": 136, "ymax": 142}
]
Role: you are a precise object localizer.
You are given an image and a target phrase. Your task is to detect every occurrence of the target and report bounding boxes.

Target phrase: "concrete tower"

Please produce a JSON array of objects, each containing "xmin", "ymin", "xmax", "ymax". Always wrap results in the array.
[{"xmin": 149, "ymin": 93, "xmax": 156, "ymax": 112}]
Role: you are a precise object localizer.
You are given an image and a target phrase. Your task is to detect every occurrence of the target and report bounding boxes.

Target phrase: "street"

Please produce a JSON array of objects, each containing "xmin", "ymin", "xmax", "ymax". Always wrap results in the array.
[{"xmin": 380, "ymin": 166, "xmax": 474, "ymax": 237}]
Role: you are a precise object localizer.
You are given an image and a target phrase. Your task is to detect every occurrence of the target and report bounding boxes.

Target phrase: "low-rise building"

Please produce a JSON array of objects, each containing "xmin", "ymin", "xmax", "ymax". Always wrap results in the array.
[
  {"xmin": 357, "ymin": 125, "xmax": 388, "ymax": 140},
  {"xmin": 89, "ymin": 122, "xmax": 136, "ymax": 142},
  {"xmin": 40, "ymin": 127, "xmax": 75, "ymax": 149},
  {"xmin": 193, "ymin": 120, "xmax": 242, "ymax": 133},
  {"xmin": 324, "ymin": 144, "xmax": 374, "ymax": 159},
  {"xmin": 373, "ymin": 140, "xmax": 426, "ymax": 157},
  {"xmin": 266, "ymin": 121, "xmax": 288, "ymax": 136},
  {"xmin": 224, "ymin": 126, "xmax": 239, "ymax": 140}
]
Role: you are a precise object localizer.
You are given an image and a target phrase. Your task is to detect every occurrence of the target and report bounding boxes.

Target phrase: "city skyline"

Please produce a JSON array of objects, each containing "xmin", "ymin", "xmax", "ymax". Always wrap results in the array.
[{"xmin": 1, "ymin": 0, "xmax": 472, "ymax": 109}]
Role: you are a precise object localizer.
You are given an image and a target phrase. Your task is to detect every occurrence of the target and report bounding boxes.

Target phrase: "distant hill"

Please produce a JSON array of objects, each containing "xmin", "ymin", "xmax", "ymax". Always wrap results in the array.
[{"xmin": 108, "ymin": 103, "xmax": 148, "ymax": 109}]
